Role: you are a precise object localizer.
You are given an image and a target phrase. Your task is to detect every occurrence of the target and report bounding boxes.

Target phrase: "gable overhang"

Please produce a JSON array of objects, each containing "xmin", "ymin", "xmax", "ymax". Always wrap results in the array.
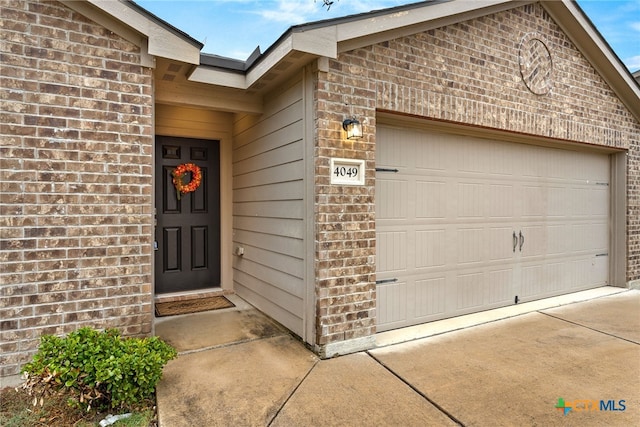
[
  {"xmin": 187, "ymin": 0, "xmax": 640, "ymax": 122},
  {"xmin": 61, "ymin": 0, "xmax": 202, "ymax": 67},
  {"xmin": 187, "ymin": 0, "xmax": 519, "ymax": 91}
]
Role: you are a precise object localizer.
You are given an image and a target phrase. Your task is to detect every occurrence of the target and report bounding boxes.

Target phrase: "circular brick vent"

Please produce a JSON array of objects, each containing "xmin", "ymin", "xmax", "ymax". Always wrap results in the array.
[{"xmin": 519, "ymin": 33, "xmax": 553, "ymax": 95}]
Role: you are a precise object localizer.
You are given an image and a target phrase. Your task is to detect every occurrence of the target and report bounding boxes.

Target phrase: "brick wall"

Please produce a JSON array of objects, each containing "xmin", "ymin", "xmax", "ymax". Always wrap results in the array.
[
  {"xmin": 1, "ymin": 0, "xmax": 154, "ymax": 377},
  {"xmin": 313, "ymin": 77, "xmax": 377, "ymax": 347},
  {"xmin": 313, "ymin": 3, "xmax": 640, "ymax": 347},
  {"xmin": 629, "ymin": 143, "xmax": 640, "ymax": 283}
]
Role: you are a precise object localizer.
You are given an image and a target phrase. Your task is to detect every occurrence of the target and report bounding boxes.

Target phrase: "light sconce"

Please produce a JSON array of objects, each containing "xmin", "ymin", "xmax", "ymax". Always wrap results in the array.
[{"xmin": 342, "ymin": 117, "xmax": 363, "ymax": 140}]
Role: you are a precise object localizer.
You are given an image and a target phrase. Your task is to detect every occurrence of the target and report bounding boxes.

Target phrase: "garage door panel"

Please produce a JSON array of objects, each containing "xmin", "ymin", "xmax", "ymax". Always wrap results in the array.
[
  {"xmin": 456, "ymin": 272, "xmax": 484, "ymax": 310},
  {"xmin": 456, "ymin": 228, "xmax": 484, "ymax": 264},
  {"xmin": 572, "ymin": 258, "xmax": 605, "ymax": 290},
  {"xmin": 547, "ymin": 224, "xmax": 572, "ymax": 254},
  {"xmin": 376, "ymin": 179, "xmax": 408, "ymax": 220},
  {"xmin": 377, "ymin": 280, "xmax": 408, "ymax": 327},
  {"xmin": 377, "ymin": 128, "xmax": 409, "ymax": 168},
  {"xmin": 548, "ymin": 186, "xmax": 571, "ymax": 217},
  {"xmin": 486, "ymin": 143, "xmax": 518, "ymax": 176},
  {"xmin": 487, "ymin": 184, "xmax": 515, "ymax": 218},
  {"xmin": 521, "ymin": 225, "xmax": 545, "ymax": 257},
  {"xmin": 486, "ymin": 268, "xmax": 514, "ymax": 304},
  {"xmin": 416, "ymin": 180, "xmax": 447, "ymax": 218},
  {"xmin": 376, "ymin": 231, "xmax": 407, "ymax": 274},
  {"xmin": 376, "ymin": 125, "xmax": 610, "ymax": 332},
  {"xmin": 585, "ymin": 187, "xmax": 609, "ymax": 216},
  {"xmin": 488, "ymin": 227, "xmax": 516, "ymax": 261},
  {"xmin": 572, "ymin": 223, "xmax": 607, "ymax": 252},
  {"xmin": 522, "ymin": 185, "xmax": 546, "ymax": 218},
  {"xmin": 414, "ymin": 277, "xmax": 446, "ymax": 318},
  {"xmin": 521, "ymin": 265, "xmax": 545, "ymax": 298},
  {"xmin": 545, "ymin": 261, "xmax": 571, "ymax": 293},
  {"xmin": 415, "ymin": 136, "xmax": 446, "ymax": 171},
  {"xmin": 415, "ymin": 229, "xmax": 446, "ymax": 268},
  {"xmin": 521, "ymin": 146, "xmax": 546, "ymax": 178},
  {"xmin": 457, "ymin": 182, "xmax": 484, "ymax": 218}
]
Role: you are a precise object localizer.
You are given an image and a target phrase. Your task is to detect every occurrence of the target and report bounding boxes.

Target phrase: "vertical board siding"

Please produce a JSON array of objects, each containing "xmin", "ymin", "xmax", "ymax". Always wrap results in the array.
[{"xmin": 232, "ymin": 77, "xmax": 305, "ymax": 336}]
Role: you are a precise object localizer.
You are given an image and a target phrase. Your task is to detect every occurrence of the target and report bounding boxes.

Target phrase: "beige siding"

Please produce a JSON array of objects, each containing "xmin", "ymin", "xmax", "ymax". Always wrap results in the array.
[
  {"xmin": 155, "ymin": 105, "xmax": 233, "ymax": 140},
  {"xmin": 155, "ymin": 105, "xmax": 235, "ymax": 292},
  {"xmin": 232, "ymin": 77, "xmax": 306, "ymax": 337}
]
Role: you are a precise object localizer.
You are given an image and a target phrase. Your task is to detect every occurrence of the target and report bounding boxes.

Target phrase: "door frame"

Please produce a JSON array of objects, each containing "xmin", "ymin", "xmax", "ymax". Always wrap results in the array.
[
  {"xmin": 154, "ymin": 136, "xmax": 221, "ymax": 294},
  {"xmin": 152, "ymin": 109, "xmax": 234, "ymax": 304}
]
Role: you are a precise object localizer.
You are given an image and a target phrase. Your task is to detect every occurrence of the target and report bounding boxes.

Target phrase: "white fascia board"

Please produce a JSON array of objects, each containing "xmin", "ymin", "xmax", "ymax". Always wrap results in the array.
[
  {"xmin": 244, "ymin": 28, "xmax": 337, "ymax": 87},
  {"xmin": 188, "ymin": 67, "xmax": 248, "ymax": 90},
  {"xmin": 291, "ymin": 26, "xmax": 338, "ymax": 58},
  {"xmin": 245, "ymin": 35, "xmax": 295, "ymax": 87},
  {"xmin": 543, "ymin": 0, "xmax": 640, "ymax": 121},
  {"xmin": 187, "ymin": 37, "xmax": 297, "ymax": 89},
  {"xmin": 86, "ymin": 0, "xmax": 201, "ymax": 65},
  {"xmin": 335, "ymin": 0, "xmax": 515, "ymax": 43}
]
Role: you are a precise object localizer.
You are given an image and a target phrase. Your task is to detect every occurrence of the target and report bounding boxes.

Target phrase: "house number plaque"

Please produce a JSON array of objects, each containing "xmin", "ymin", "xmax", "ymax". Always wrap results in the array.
[{"xmin": 330, "ymin": 158, "xmax": 365, "ymax": 186}]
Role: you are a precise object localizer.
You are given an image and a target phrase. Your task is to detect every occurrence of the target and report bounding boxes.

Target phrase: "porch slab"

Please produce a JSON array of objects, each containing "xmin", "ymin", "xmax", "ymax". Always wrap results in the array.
[
  {"xmin": 270, "ymin": 352, "xmax": 457, "ymax": 426},
  {"xmin": 154, "ymin": 295, "xmax": 287, "ymax": 353},
  {"xmin": 156, "ymin": 335, "xmax": 318, "ymax": 427}
]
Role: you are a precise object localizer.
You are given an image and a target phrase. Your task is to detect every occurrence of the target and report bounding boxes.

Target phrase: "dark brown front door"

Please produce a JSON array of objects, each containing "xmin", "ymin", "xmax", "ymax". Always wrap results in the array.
[{"xmin": 154, "ymin": 136, "xmax": 220, "ymax": 294}]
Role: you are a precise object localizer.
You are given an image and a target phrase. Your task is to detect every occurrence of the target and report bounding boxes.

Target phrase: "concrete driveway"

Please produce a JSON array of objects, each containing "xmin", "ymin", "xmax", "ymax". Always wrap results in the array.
[{"xmin": 156, "ymin": 288, "xmax": 639, "ymax": 426}]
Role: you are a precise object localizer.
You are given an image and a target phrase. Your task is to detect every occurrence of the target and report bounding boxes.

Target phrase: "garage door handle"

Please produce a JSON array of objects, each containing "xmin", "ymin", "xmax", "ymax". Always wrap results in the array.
[
  {"xmin": 519, "ymin": 231, "xmax": 525, "ymax": 252},
  {"xmin": 376, "ymin": 278, "xmax": 398, "ymax": 285},
  {"xmin": 513, "ymin": 231, "xmax": 518, "ymax": 253}
]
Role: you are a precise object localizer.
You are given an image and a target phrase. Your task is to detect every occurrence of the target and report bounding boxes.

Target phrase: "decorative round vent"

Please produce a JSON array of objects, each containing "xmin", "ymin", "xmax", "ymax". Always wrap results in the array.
[{"xmin": 519, "ymin": 33, "xmax": 553, "ymax": 95}]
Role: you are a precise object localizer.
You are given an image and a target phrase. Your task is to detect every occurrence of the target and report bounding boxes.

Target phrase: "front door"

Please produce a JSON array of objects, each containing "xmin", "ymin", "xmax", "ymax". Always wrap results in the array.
[{"xmin": 155, "ymin": 136, "xmax": 221, "ymax": 294}]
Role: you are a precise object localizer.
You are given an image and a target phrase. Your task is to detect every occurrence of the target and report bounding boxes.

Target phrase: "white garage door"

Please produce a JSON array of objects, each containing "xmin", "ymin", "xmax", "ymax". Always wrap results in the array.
[{"xmin": 376, "ymin": 125, "xmax": 610, "ymax": 332}]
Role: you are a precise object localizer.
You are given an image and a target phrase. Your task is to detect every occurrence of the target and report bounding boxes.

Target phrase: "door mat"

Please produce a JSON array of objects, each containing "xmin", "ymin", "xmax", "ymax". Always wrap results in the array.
[{"xmin": 155, "ymin": 296, "xmax": 235, "ymax": 317}]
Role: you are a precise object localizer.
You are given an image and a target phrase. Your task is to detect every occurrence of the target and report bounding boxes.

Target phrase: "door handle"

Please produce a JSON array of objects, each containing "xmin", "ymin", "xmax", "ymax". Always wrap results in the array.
[
  {"xmin": 513, "ymin": 231, "xmax": 518, "ymax": 253},
  {"xmin": 519, "ymin": 231, "xmax": 524, "ymax": 252}
]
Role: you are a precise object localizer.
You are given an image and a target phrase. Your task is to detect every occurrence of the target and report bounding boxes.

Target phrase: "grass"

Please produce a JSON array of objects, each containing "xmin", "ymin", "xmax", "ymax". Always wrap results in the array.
[{"xmin": 0, "ymin": 386, "xmax": 156, "ymax": 427}]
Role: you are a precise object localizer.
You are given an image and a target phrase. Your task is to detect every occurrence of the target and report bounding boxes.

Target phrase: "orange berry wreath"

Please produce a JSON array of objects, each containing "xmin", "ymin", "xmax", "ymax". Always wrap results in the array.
[{"xmin": 171, "ymin": 163, "xmax": 202, "ymax": 200}]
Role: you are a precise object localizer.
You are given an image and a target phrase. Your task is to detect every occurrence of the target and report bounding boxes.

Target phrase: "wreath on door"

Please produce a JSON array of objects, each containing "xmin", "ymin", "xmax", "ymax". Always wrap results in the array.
[{"xmin": 171, "ymin": 163, "xmax": 202, "ymax": 200}]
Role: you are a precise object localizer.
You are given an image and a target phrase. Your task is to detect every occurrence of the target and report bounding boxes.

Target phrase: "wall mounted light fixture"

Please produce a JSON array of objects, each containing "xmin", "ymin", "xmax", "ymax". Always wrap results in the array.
[{"xmin": 342, "ymin": 117, "xmax": 363, "ymax": 140}]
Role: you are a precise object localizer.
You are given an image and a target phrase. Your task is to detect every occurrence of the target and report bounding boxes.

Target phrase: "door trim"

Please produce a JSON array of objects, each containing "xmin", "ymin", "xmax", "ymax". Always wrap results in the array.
[{"xmin": 152, "ymin": 111, "xmax": 235, "ymax": 299}]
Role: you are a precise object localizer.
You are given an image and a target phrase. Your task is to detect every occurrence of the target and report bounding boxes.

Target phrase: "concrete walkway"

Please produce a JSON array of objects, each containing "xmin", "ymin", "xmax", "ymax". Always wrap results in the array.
[{"xmin": 155, "ymin": 289, "xmax": 639, "ymax": 426}]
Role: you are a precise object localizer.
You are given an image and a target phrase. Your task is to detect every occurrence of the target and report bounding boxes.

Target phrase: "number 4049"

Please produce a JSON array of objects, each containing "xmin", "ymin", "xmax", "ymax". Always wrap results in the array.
[{"xmin": 334, "ymin": 166, "xmax": 359, "ymax": 178}]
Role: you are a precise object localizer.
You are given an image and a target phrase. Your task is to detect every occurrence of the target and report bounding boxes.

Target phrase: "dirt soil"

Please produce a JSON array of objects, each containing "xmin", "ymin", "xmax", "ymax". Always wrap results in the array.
[{"xmin": 0, "ymin": 386, "xmax": 157, "ymax": 427}]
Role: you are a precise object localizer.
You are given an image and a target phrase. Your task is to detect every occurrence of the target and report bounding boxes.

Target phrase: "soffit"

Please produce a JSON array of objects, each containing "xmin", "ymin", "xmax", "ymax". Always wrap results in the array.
[{"xmin": 155, "ymin": 58, "xmax": 263, "ymax": 114}]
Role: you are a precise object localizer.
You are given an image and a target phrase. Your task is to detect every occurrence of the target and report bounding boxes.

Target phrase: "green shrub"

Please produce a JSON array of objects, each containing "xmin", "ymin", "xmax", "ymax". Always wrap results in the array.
[{"xmin": 21, "ymin": 327, "xmax": 177, "ymax": 410}]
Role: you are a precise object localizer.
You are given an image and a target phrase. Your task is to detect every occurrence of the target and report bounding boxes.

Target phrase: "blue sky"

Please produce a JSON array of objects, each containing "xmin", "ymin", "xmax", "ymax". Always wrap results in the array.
[{"xmin": 135, "ymin": 0, "xmax": 639, "ymax": 71}]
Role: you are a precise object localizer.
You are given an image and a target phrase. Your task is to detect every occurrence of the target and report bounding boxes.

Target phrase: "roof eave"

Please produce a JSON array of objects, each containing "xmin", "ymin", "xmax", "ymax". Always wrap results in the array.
[
  {"xmin": 62, "ymin": 0, "xmax": 202, "ymax": 66},
  {"xmin": 188, "ymin": 0, "xmax": 518, "ymax": 90},
  {"xmin": 188, "ymin": 30, "xmax": 337, "ymax": 90}
]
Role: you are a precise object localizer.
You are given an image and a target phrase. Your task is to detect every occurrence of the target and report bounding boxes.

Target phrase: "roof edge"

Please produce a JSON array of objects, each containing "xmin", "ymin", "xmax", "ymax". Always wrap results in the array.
[{"xmin": 74, "ymin": 0, "xmax": 203, "ymax": 65}]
